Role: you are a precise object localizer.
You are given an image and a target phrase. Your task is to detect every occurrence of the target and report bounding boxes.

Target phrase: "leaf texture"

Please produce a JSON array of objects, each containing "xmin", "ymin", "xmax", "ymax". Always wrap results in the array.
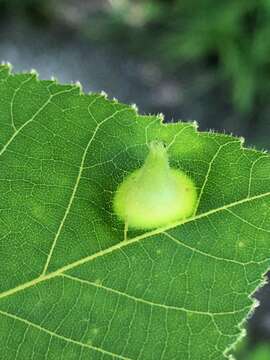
[{"xmin": 0, "ymin": 64, "xmax": 269, "ymax": 360}]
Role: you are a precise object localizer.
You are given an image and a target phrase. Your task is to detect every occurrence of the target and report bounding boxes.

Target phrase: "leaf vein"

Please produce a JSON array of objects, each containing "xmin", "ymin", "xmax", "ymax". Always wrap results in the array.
[
  {"xmin": 0, "ymin": 87, "xmax": 76, "ymax": 158},
  {"xmin": 0, "ymin": 191, "xmax": 269, "ymax": 301},
  {"xmin": 41, "ymin": 106, "xmax": 132, "ymax": 275},
  {"xmin": 0, "ymin": 309, "xmax": 132, "ymax": 360},
  {"xmin": 60, "ymin": 273, "xmax": 251, "ymax": 317}
]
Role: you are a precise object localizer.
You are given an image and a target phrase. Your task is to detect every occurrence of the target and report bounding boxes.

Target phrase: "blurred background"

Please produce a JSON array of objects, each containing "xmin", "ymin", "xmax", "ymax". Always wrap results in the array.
[{"xmin": 0, "ymin": 0, "xmax": 269, "ymax": 358}]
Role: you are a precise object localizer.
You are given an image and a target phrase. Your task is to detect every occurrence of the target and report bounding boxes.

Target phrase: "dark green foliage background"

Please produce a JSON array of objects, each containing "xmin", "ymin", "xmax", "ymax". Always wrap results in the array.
[{"xmin": 105, "ymin": 0, "xmax": 270, "ymax": 113}]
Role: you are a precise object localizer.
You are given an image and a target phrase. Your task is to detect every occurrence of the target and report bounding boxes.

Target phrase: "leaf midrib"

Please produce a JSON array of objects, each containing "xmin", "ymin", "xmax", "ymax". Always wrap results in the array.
[{"xmin": 1, "ymin": 190, "xmax": 269, "ymax": 301}]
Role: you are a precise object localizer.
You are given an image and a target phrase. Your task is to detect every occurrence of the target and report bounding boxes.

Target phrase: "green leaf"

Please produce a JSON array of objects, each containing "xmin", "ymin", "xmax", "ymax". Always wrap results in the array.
[{"xmin": 0, "ymin": 64, "xmax": 269, "ymax": 360}]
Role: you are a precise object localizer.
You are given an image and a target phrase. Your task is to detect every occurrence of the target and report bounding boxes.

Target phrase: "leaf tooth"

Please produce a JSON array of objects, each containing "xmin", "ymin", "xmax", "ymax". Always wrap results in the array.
[
  {"xmin": 157, "ymin": 112, "xmax": 165, "ymax": 123},
  {"xmin": 191, "ymin": 120, "xmax": 198, "ymax": 130},
  {"xmin": 131, "ymin": 103, "xmax": 138, "ymax": 113},
  {"xmin": 239, "ymin": 136, "xmax": 245, "ymax": 145},
  {"xmin": 226, "ymin": 327, "xmax": 247, "ymax": 359},
  {"xmin": 244, "ymin": 143, "xmax": 269, "ymax": 155},
  {"xmin": 100, "ymin": 90, "xmax": 108, "ymax": 98},
  {"xmin": 50, "ymin": 75, "xmax": 58, "ymax": 82},
  {"xmin": 30, "ymin": 68, "xmax": 38, "ymax": 75},
  {"xmin": 1, "ymin": 61, "xmax": 12, "ymax": 71},
  {"xmin": 226, "ymin": 272, "xmax": 268, "ymax": 358},
  {"xmin": 74, "ymin": 81, "xmax": 83, "ymax": 93},
  {"xmin": 17, "ymin": 67, "xmax": 40, "ymax": 80}
]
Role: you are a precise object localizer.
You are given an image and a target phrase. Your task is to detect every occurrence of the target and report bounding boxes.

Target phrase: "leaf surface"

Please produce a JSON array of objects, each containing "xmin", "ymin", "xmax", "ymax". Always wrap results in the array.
[{"xmin": 0, "ymin": 65, "xmax": 269, "ymax": 360}]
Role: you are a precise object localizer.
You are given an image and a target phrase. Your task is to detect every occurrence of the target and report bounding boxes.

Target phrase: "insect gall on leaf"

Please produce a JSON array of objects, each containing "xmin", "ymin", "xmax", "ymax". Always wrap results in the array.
[{"xmin": 113, "ymin": 140, "xmax": 197, "ymax": 239}]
